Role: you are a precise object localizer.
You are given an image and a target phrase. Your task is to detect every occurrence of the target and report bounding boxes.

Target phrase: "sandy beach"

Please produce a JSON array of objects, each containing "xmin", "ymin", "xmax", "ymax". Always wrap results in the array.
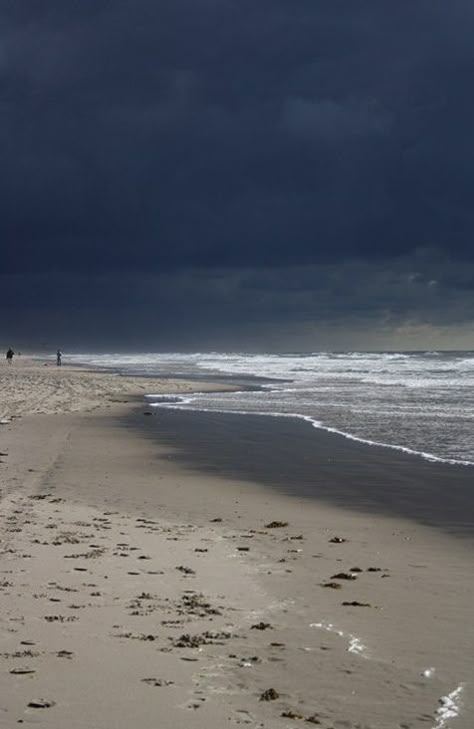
[{"xmin": 0, "ymin": 361, "xmax": 472, "ymax": 728}]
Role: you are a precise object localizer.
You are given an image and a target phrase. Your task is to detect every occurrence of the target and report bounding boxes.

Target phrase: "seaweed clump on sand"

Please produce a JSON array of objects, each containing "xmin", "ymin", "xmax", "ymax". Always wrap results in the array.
[
  {"xmin": 172, "ymin": 631, "xmax": 232, "ymax": 648},
  {"xmin": 177, "ymin": 592, "xmax": 221, "ymax": 617},
  {"xmin": 330, "ymin": 572, "xmax": 357, "ymax": 581},
  {"xmin": 260, "ymin": 688, "xmax": 279, "ymax": 701},
  {"xmin": 264, "ymin": 521, "xmax": 289, "ymax": 529}
]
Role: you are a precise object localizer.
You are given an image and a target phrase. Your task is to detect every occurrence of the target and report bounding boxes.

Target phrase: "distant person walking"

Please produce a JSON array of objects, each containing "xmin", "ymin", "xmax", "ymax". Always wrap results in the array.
[
  {"xmin": 56, "ymin": 349, "xmax": 62, "ymax": 367},
  {"xmin": 6, "ymin": 348, "xmax": 14, "ymax": 365}
]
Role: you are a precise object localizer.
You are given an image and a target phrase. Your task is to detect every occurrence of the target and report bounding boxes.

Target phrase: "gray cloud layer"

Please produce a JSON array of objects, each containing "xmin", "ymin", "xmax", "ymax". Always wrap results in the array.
[
  {"xmin": 1, "ymin": 2, "xmax": 474, "ymax": 347},
  {"xmin": 2, "ymin": 1, "xmax": 474, "ymax": 274}
]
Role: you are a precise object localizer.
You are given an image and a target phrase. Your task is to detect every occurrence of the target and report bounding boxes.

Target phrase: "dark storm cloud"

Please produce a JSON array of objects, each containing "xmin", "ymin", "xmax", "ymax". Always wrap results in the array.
[
  {"xmin": 2, "ymin": 1, "xmax": 474, "ymax": 276},
  {"xmin": 3, "ymin": 253, "xmax": 474, "ymax": 351}
]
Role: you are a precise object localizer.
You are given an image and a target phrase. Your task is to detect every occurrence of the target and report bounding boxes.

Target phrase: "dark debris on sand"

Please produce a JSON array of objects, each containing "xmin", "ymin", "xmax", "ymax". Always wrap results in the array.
[
  {"xmin": 177, "ymin": 592, "xmax": 221, "ymax": 617},
  {"xmin": 330, "ymin": 572, "xmax": 357, "ymax": 581},
  {"xmin": 282, "ymin": 710, "xmax": 321, "ymax": 724},
  {"xmin": 264, "ymin": 521, "xmax": 289, "ymax": 529},
  {"xmin": 171, "ymin": 631, "xmax": 232, "ymax": 648},
  {"xmin": 141, "ymin": 677, "xmax": 174, "ymax": 687},
  {"xmin": 27, "ymin": 699, "xmax": 56, "ymax": 709},
  {"xmin": 176, "ymin": 565, "xmax": 196, "ymax": 575},
  {"xmin": 259, "ymin": 688, "xmax": 279, "ymax": 701}
]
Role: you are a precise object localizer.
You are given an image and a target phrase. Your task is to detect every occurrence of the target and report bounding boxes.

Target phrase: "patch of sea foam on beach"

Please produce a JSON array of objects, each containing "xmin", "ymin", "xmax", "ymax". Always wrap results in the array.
[
  {"xmin": 310, "ymin": 621, "xmax": 368, "ymax": 657},
  {"xmin": 311, "ymin": 624, "xmax": 466, "ymax": 727},
  {"xmin": 431, "ymin": 684, "xmax": 464, "ymax": 729}
]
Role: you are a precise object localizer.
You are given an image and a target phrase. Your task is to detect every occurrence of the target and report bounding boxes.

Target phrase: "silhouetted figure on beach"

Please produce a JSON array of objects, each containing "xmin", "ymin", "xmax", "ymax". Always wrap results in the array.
[
  {"xmin": 6, "ymin": 348, "xmax": 14, "ymax": 365},
  {"xmin": 56, "ymin": 349, "xmax": 62, "ymax": 366}
]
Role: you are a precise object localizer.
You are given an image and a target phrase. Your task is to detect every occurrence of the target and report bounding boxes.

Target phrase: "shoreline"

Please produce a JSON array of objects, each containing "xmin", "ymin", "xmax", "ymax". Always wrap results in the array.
[
  {"xmin": 147, "ymin": 401, "xmax": 474, "ymax": 470},
  {"xmin": 133, "ymin": 407, "xmax": 474, "ymax": 540},
  {"xmin": 0, "ymin": 364, "xmax": 472, "ymax": 727}
]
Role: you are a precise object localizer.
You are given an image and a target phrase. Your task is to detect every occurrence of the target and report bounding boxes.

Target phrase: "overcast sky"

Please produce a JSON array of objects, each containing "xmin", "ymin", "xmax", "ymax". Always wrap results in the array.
[{"xmin": 2, "ymin": 1, "xmax": 474, "ymax": 350}]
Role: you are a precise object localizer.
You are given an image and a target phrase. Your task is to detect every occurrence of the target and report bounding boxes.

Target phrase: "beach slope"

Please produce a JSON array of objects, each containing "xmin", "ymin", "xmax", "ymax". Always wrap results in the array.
[{"xmin": 0, "ymin": 362, "xmax": 472, "ymax": 728}]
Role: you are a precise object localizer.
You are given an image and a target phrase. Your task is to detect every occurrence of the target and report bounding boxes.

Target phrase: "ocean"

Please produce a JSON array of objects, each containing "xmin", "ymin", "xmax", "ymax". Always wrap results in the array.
[{"xmin": 68, "ymin": 351, "xmax": 474, "ymax": 467}]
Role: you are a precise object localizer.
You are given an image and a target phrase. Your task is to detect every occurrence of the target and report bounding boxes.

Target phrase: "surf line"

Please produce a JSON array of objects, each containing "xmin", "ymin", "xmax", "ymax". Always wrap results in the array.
[{"xmin": 146, "ymin": 397, "xmax": 474, "ymax": 468}]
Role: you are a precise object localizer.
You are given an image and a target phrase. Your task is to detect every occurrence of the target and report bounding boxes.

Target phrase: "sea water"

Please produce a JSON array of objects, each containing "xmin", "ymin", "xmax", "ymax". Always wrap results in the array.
[{"xmin": 68, "ymin": 351, "xmax": 474, "ymax": 466}]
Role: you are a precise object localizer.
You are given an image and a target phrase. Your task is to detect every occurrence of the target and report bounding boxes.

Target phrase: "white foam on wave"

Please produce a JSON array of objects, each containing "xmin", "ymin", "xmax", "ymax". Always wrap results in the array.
[
  {"xmin": 147, "ymin": 394, "xmax": 195, "ymax": 405},
  {"xmin": 195, "ymin": 350, "xmax": 474, "ymax": 382},
  {"xmin": 304, "ymin": 417, "xmax": 474, "ymax": 467},
  {"xmin": 68, "ymin": 350, "xmax": 474, "ymax": 465},
  {"xmin": 431, "ymin": 684, "xmax": 464, "ymax": 729},
  {"xmin": 310, "ymin": 621, "xmax": 368, "ymax": 657}
]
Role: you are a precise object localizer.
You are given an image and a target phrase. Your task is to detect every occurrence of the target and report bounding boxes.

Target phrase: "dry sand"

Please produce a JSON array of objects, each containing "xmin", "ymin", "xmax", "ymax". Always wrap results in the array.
[
  {"xmin": 0, "ymin": 358, "xmax": 235, "ymax": 420},
  {"xmin": 0, "ymin": 361, "xmax": 472, "ymax": 728}
]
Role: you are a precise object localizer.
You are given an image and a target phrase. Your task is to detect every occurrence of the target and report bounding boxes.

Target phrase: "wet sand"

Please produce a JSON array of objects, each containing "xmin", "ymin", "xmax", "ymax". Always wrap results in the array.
[
  {"xmin": 0, "ymin": 362, "xmax": 472, "ymax": 728},
  {"xmin": 134, "ymin": 408, "xmax": 474, "ymax": 538}
]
